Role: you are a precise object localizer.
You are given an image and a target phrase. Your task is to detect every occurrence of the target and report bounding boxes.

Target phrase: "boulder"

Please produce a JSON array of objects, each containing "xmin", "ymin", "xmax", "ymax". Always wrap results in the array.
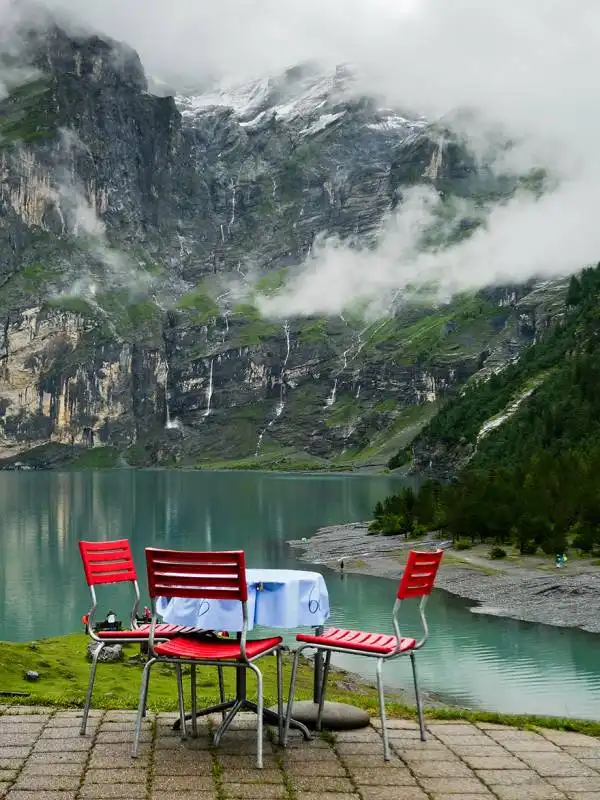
[{"xmin": 86, "ymin": 642, "xmax": 124, "ymax": 663}]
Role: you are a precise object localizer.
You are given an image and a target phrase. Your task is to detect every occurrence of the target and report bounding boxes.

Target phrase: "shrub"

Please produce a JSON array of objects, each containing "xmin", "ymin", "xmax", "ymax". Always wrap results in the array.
[
  {"xmin": 454, "ymin": 539, "xmax": 473, "ymax": 551},
  {"xmin": 489, "ymin": 546, "xmax": 507, "ymax": 560}
]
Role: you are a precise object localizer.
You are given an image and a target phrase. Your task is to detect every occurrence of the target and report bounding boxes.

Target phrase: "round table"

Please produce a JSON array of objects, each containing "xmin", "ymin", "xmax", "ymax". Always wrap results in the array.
[{"xmin": 157, "ymin": 567, "xmax": 369, "ymax": 731}]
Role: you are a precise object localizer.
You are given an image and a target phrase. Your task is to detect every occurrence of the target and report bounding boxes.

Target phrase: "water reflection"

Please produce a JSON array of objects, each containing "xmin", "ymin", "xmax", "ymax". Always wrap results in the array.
[{"xmin": 0, "ymin": 470, "xmax": 599, "ymax": 718}]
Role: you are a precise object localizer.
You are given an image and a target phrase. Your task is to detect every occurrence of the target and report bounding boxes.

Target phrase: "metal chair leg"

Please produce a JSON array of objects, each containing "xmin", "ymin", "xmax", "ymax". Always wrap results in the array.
[
  {"xmin": 190, "ymin": 664, "xmax": 198, "ymax": 738},
  {"xmin": 276, "ymin": 648, "xmax": 284, "ymax": 745},
  {"xmin": 316, "ymin": 650, "xmax": 331, "ymax": 731},
  {"xmin": 410, "ymin": 651, "xmax": 426, "ymax": 742},
  {"xmin": 176, "ymin": 664, "xmax": 187, "ymax": 741},
  {"xmin": 248, "ymin": 662, "xmax": 264, "ymax": 769},
  {"xmin": 282, "ymin": 646, "xmax": 303, "ymax": 747},
  {"xmin": 217, "ymin": 666, "xmax": 226, "ymax": 721},
  {"xmin": 376, "ymin": 658, "xmax": 390, "ymax": 761},
  {"xmin": 81, "ymin": 642, "xmax": 103, "ymax": 735},
  {"xmin": 132, "ymin": 657, "xmax": 155, "ymax": 757}
]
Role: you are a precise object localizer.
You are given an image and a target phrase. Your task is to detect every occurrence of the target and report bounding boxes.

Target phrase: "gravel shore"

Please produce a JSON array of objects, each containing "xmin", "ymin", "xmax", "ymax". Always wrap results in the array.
[{"xmin": 288, "ymin": 522, "xmax": 600, "ymax": 634}]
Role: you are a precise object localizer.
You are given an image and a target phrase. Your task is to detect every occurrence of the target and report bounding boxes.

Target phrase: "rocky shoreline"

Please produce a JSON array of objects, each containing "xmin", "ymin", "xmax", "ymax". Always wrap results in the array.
[{"xmin": 288, "ymin": 522, "xmax": 600, "ymax": 634}]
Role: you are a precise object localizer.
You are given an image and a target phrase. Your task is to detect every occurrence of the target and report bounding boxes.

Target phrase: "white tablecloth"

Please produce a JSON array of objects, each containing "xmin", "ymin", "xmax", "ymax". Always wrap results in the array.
[{"xmin": 156, "ymin": 568, "xmax": 330, "ymax": 632}]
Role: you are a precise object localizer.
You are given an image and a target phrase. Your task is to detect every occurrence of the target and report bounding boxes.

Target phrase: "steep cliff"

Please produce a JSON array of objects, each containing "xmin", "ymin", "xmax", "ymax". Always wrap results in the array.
[{"xmin": 0, "ymin": 18, "xmax": 564, "ymax": 469}]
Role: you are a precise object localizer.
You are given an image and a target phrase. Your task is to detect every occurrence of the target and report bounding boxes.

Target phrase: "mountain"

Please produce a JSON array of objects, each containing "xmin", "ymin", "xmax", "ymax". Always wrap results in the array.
[{"xmin": 0, "ymin": 15, "xmax": 568, "ymax": 470}]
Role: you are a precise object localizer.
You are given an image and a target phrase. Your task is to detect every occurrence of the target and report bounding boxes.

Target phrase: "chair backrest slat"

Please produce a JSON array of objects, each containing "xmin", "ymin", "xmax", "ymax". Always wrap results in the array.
[
  {"xmin": 146, "ymin": 548, "xmax": 247, "ymax": 602},
  {"xmin": 397, "ymin": 549, "xmax": 443, "ymax": 600},
  {"xmin": 79, "ymin": 539, "xmax": 137, "ymax": 586}
]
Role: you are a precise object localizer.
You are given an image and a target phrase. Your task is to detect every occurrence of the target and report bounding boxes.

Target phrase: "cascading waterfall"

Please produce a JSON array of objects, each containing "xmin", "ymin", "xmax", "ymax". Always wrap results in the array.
[
  {"xmin": 324, "ymin": 377, "xmax": 338, "ymax": 407},
  {"xmin": 255, "ymin": 321, "xmax": 291, "ymax": 456},
  {"xmin": 164, "ymin": 390, "xmax": 183, "ymax": 431},
  {"xmin": 203, "ymin": 359, "xmax": 214, "ymax": 418}
]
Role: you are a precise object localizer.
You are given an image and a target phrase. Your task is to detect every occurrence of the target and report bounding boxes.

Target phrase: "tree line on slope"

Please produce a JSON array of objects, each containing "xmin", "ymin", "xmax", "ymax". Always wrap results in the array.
[{"xmin": 375, "ymin": 264, "xmax": 600, "ymax": 556}]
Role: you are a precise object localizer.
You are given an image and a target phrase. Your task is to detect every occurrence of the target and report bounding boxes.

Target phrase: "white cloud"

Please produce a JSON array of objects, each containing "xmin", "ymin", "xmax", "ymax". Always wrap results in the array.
[{"xmin": 2, "ymin": 0, "xmax": 600, "ymax": 316}]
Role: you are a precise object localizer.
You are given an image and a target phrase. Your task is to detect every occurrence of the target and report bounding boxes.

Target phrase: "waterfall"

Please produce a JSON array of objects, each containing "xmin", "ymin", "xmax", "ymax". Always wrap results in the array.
[
  {"xmin": 164, "ymin": 362, "xmax": 183, "ymax": 431},
  {"xmin": 325, "ymin": 377, "xmax": 338, "ymax": 408},
  {"xmin": 203, "ymin": 359, "xmax": 214, "ymax": 417},
  {"xmin": 165, "ymin": 392, "xmax": 183, "ymax": 431},
  {"xmin": 255, "ymin": 322, "xmax": 291, "ymax": 456}
]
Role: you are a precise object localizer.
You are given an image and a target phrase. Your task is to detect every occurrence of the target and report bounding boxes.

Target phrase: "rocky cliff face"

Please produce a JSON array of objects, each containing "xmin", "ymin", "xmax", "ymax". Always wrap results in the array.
[{"xmin": 0, "ymin": 19, "xmax": 566, "ymax": 469}]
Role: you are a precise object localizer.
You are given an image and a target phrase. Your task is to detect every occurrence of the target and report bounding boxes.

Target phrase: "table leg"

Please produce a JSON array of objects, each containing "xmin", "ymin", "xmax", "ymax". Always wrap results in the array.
[{"xmin": 173, "ymin": 661, "xmax": 311, "ymax": 741}]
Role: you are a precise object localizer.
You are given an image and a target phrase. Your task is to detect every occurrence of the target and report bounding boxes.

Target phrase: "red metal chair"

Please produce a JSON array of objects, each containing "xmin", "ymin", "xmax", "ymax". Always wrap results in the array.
[
  {"xmin": 283, "ymin": 548, "xmax": 444, "ymax": 760},
  {"xmin": 78, "ymin": 539, "xmax": 212, "ymax": 735},
  {"xmin": 132, "ymin": 548, "xmax": 284, "ymax": 769}
]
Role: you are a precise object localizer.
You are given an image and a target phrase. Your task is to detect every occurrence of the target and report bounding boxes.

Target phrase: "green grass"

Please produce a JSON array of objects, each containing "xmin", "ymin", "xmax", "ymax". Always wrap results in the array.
[
  {"xmin": 2, "ymin": 634, "xmax": 600, "ymax": 737},
  {"xmin": 65, "ymin": 447, "xmax": 121, "ymax": 469}
]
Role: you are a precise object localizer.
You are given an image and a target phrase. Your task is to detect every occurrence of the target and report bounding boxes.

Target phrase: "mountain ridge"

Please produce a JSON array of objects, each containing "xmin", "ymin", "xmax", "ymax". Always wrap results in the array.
[{"xmin": 0, "ymin": 15, "xmax": 570, "ymax": 470}]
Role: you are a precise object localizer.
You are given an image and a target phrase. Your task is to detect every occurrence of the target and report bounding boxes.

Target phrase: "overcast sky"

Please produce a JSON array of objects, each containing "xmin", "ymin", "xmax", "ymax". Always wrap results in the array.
[{"xmin": 2, "ymin": 0, "xmax": 600, "ymax": 315}]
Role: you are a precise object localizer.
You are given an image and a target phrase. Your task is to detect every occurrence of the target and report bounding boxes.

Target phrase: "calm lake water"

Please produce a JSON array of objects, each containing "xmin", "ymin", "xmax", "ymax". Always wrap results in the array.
[{"xmin": 1, "ymin": 469, "xmax": 599, "ymax": 719}]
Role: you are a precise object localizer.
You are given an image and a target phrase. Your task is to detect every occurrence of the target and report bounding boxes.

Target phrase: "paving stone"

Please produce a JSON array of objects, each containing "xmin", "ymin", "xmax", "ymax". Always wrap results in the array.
[
  {"xmin": 33, "ymin": 739, "xmax": 90, "ymax": 753},
  {"xmin": 79, "ymin": 783, "xmax": 148, "ymax": 799},
  {"xmin": 13, "ymin": 775, "xmax": 81, "ymax": 792},
  {"xmin": 20, "ymin": 763, "xmax": 83, "ymax": 778},
  {"xmin": 540, "ymin": 731, "xmax": 600, "ymax": 748},
  {"xmin": 427, "ymin": 724, "xmax": 481, "ymax": 735},
  {"xmin": 419, "ymin": 777, "xmax": 492, "ymax": 794},
  {"xmin": 152, "ymin": 759, "xmax": 214, "ymax": 776},
  {"xmin": 151, "ymin": 794, "xmax": 215, "ymax": 800},
  {"xmin": 29, "ymin": 751, "xmax": 88, "ymax": 765},
  {"xmin": 359, "ymin": 788, "xmax": 428, "ymax": 800},
  {"xmin": 409, "ymin": 760, "xmax": 476, "ymax": 778},
  {"xmin": 224, "ymin": 769, "xmax": 284, "ymax": 784},
  {"xmin": 563, "ymin": 747, "xmax": 600, "ymax": 759},
  {"xmin": 286, "ymin": 795, "xmax": 360, "ymax": 800},
  {"xmin": 546, "ymin": 776, "xmax": 600, "ymax": 792},
  {"xmin": 277, "ymin": 748, "xmax": 335, "ymax": 761},
  {"xmin": 579, "ymin": 758, "xmax": 600, "ymax": 770},
  {"xmin": 285, "ymin": 761, "xmax": 346, "ymax": 776},
  {"xmin": 446, "ymin": 745, "xmax": 508, "ymax": 758},
  {"xmin": 217, "ymin": 755, "xmax": 276, "ymax": 770},
  {"xmin": 0, "ymin": 782, "xmax": 12, "ymax": 798},
  {"xmin": 349, "ymin": 767, "xmax": 417, "ymax": 785},
  {"xmin": 477, "ymin": 770, "xmax": 552, "ymax": 785},
  {"xmin": 85, "ymin": 769, "xmax": 146, "ymax": 784},
  {"xmin": 0, "ymin": 725, "xmax": 45, "ymax": 735},
  {"xmin": 434, "ymin": 735, "xmax": 491, "ymax": 747},
  {"xmin": 335, "ymin": 729, "xmax": 383, "ymax": 743},
  {"xmin": 0, "ymin": 748, "xmax": 31, "ymax": 761},
  {"xmin": 492, "ymin": 785, "xmax": 567, "ymax": 800},
  {"xmin": 0, "ymin": 772, "xmax": 17, "ymax": 783},
  {"xmin": 372, "ymin": 719, "xmax": 419, "ymax": 729},
  {"xmin": 0, "ymin": 763, "xmax": 24, "ymax": 773},
  {"xmin": 291, "ymin": 776, "xmax": 355, "ymax": 792},
  {"xmin": 501, "ymin": 739, "xmax": 563, "ymax": 753},
  {"xmin": 0, "ymin": 738, "xmax": 35, "ymax": 749},
  {"xmin": 152, "ymin": 775, "xmax": 215, "ymax": 791},
  {"xmin": 429, "ymin": 795, "xmax": 492, "ymax": 800},
  {"xmin": 6, "ymin": 793, "xmax": 77, "ymax": 800},
  {"xmin": 35, "ymin": 728, "xmax": 82, "ymax": 740},
  {"xmin": 396, "ymin": 747, "xmax": 460, "ymax": 762},
  {"xmin": 335, "ymin": 743, "xmax": 383, "ymax": 755},
  {"xmin": 341, "ymin": 754, "xmax": 407, "ymax": 768},
  {"xmin": 518, "ymin": 754, "xmax": 596, "ymax": 777},
  {"xmin": 463, "ymin": 756, "xmax": 528, "ymax": 771},
  {"xmin": 88, "ymin": 755, "xmax": 149, "ymax": 770},
  {"xmin": 221, "ymin": 784, "xmax": 287, "ymax": 798}
]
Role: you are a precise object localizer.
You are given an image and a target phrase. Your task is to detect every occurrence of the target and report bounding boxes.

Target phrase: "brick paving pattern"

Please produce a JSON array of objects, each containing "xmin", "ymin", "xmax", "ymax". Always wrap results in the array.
[{"xmin": 0, "ymin": 706, "xmax": 598, "ymax": 799}]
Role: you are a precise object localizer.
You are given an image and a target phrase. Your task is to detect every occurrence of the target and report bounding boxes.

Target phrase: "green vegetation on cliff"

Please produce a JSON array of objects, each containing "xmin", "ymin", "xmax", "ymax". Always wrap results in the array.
[{"xmin": 383, "ymin": 264, "xmax": 600, "ymax": 556}]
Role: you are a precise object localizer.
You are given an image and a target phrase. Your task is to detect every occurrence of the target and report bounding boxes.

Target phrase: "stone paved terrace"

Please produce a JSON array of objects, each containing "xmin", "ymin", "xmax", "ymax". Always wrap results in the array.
[{"xmin": 0, "ymin": 707, "xmax": 599, "ymax": 800}]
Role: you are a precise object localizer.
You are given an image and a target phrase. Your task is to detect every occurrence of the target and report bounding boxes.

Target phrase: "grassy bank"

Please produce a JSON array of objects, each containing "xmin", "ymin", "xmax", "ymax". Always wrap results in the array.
[{"xmin": 1, "ymin": 634, "xmax": 599, "ymax": 738}]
